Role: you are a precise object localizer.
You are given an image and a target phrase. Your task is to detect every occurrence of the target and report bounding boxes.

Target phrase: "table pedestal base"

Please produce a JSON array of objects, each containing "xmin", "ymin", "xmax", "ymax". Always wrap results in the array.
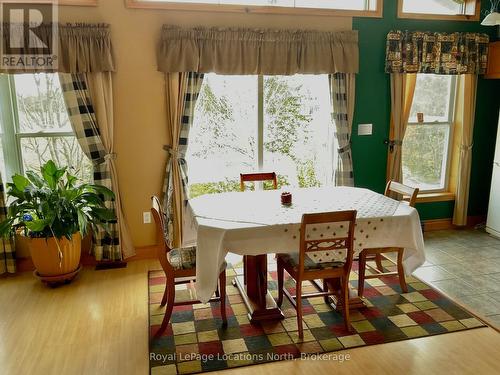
[{"xmin": 233, "ymin": 276, "xmax": 284, "ymax": 323}]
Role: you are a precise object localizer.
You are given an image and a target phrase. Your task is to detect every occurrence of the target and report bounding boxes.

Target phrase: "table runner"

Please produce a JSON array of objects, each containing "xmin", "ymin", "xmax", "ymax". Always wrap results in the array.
[{"xmin": 184, "ymin": 187, "xmax": 425, "ymax": 303}]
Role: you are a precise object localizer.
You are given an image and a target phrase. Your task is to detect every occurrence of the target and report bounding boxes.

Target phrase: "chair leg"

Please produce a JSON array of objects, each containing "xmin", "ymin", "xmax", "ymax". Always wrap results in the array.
[
  {"xmin": 397, "ymin": 249, "xmax": 408, "ymax": 293},
  {"xmin": 375, "ymin": 253, "xmax": 384, "ymax": 271},
  {"xmin": 157, "ymin": 277, "xmax": 175, "ymax": 337},
  {"xmin": 160, "ymin": 283, "xmax": 168, "ymax": 307},
  {"xmin": 358, "ymin": 252, "xmax": 367, "ymax": 298},
  {"xmin": 342, "ymin": 276, "xmax": 351, "ymax": 333},
  {"xmin": 219, "ymin": 271, "xmax": 227, "ymax": 326},
  {"xmin": 296, "ymin": 280, "xmax": 303, "ymax": 339},
  {"xmin": 277, "ymin": 258, "xmax": 284, "ymax": 308}
]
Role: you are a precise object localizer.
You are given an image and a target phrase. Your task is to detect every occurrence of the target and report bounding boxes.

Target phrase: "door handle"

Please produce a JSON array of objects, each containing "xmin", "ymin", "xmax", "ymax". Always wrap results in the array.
[{"xmin": 495, "ymin": 162, "xmax": 500, "ymax": 167}]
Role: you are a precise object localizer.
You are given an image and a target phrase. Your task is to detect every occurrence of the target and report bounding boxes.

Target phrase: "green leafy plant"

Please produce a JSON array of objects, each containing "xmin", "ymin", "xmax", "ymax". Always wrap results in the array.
[{"xmin": 0, "ymin": 160, "xmax": 116, "ymax": 241}]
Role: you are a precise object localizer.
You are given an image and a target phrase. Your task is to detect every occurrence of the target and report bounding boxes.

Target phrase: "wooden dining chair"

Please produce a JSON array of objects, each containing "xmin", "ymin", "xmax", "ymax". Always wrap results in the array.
[
  {"xmin": 150, "ymin": 196, "xmax": 227, "ymax": 337},
  {"xmin": 240, "ymin": 172, "xmax": 278, "ymax": 191},
  {"xmin": 276, "ymin": 210, "xmax": 357, "ymax": 339},
  {"xmin": 357, "ymin": 181, "xmax": 419, "ymax": 297}
]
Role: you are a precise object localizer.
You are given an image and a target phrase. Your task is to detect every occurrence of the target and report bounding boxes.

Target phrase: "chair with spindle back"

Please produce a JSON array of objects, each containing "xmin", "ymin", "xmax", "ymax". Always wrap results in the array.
[
  {"xmin": 276, "ymin": 210, "xmax": 357, "ymax": 339},
  {"xmin": 357, "ymin": 181, "xmax": 419, "ymax": 297},
  {"xmin": 150, "ymin": 196, "xmax": 227, "ymax": 337}
]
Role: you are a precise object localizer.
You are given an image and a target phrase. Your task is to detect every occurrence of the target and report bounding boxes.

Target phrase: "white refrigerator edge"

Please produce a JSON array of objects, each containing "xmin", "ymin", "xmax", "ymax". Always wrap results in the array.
[{"xmin": 486, "ymin": 113, "xmax": 500, "ymax": 239}]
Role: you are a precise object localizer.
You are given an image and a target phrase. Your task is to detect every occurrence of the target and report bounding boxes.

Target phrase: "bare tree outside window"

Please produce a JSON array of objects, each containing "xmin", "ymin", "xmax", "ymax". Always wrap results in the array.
[{"xmin": 13, "ymin": 74, "xmax": 92, "ymax": 182}]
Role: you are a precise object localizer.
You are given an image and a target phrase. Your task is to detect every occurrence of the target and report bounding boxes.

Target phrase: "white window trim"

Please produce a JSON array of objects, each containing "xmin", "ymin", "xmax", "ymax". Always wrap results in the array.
[{"xmin": 405, "ymin": 75, "xmax": 457, "ymax": 193}]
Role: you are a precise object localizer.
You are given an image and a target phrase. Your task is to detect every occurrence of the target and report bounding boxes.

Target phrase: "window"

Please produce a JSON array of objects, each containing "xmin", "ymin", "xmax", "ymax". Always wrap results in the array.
[
  {"xmin": 0, "ymin": 73, "xmax": 92, "ymax": 183},
  {"xmin": 126, "ymin": 0, "xmax": 382, "ymax": 17},
  {"xmin": 402, "ymin": 74, "xmax": 457, "ymax": 192},
  {"xmin": 398, "ymin": 0, "xmax": 480, "ymax": 20},
  {"xmin": 186, "ymin": 74, "xmax": 334, "ymax": 198}
]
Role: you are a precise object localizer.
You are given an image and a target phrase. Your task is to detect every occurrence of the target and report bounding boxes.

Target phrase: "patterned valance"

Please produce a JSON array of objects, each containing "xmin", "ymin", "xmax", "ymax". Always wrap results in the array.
[
  {"xmin": 158, "ymin": 26, "xmax": 359, "ymax": 75},
  {"xmin": 385, "ymin": 30, "xmax": 489, "ymax": 75},
  {"xmin": 0, "ymin": 23, "xmax": 115, "ymax": 73}
]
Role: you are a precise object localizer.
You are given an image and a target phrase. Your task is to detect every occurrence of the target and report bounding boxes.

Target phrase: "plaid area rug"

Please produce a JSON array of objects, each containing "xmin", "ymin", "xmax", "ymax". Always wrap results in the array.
[{"xmin": 149, "ymin": 260, "xmax": 485, "ymax": 375}]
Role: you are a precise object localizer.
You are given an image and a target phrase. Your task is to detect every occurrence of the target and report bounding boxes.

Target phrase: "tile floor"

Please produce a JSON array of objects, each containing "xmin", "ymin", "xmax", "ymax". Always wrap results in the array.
[{"xmin": 413, "ymin": 228, "xmax": 500, "ymax": 329}]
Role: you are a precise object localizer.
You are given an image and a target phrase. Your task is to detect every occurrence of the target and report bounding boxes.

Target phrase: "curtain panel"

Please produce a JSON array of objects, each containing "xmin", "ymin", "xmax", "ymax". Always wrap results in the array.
[
  {"xmin": 162, "ymin": 72, "xmax": 204, "ymax": 248},
  {"xmin": 453, "ymin": 74, "xmax": 478, "ymax": 226},
  {"xmin": 0, "ymin": 174, "xmax": 15, "ymax": 275},
  {"xmin": 59, "ymin": 73, "xmax": 126, "ymax": 261},
  {"xmin": 158, "ymin": 26, "xmax": 358, "ymax": 75},
  {"xmin": 329, "ymin": 73, "xmax": 356, "ymax": 187},
  {"xmin": 0, "ymin": 23, "xmax": 115, "ymax": 74},
  {"xmin": 387, "ymin": 73, "xmax": 417, "ymax": 187},
  {"xmin": 385, "ymin": 30, "xmax": 489, "ymax": 75}
]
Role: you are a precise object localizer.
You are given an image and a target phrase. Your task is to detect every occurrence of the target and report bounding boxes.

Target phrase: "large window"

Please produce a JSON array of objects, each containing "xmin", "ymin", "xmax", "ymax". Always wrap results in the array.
[
  {"xmin": 398, "ymin": 0, "xmax": 480, "ymax": 20},
  {"xmin": 186, "ymin": 74, "xmax": 333, "ymax": 198},
  {"xmin": 402, "ymin": 74, "xmax": 457, "ymax": 192},
  {"xmin": 127, "ymin": 0, "xmax": 382, "ymax": 16},
  {"xmin": 0, "ymin": 73, "xmax": 92, "ymax": 182}
]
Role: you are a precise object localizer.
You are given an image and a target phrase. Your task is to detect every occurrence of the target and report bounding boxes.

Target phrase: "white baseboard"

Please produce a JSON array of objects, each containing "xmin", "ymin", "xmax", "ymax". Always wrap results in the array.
[{"xmin": 486, "ymin": 226, "xmax": 500, "ymax": 239}]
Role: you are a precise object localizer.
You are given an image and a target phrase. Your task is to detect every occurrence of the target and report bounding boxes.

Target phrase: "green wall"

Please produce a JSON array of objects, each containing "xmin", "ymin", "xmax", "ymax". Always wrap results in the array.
[{"xmin": 352, "ymin": 0, "xmax": 500, "ymax": 221}]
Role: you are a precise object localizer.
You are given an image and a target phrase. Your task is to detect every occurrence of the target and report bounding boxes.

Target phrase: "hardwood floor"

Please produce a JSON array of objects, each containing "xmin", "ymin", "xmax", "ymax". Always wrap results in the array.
[{"xmin": 1, "ymin": 259, "xmax": 499, "ymax": 375}]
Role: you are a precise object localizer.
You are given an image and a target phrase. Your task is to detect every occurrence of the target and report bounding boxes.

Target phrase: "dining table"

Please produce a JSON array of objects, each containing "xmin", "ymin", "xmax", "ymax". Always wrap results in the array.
[{"xmin": 183, "ymin": 186, "xmax": 426, "ymax": 323}]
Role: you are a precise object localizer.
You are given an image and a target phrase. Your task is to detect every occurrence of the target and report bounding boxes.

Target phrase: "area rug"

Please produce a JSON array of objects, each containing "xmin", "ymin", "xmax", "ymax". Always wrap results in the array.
[{"xmin": 149, "ymin": 261, "xmax": 485, "ymax": 375}]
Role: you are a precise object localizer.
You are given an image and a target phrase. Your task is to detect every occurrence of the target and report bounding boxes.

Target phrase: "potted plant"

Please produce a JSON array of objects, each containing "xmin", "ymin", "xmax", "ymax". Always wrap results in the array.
[{"xmin": 0, "ymin": 160, "xmax": 116, "ymax": 285}]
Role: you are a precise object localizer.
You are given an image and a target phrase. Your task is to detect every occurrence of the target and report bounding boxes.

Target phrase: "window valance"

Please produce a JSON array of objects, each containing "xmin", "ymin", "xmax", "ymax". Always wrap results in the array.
[
  {"xmin": 158, "ymin": 26, "xmax": 359, "ymax": 75},
  {"xmin": 1, "ymin": 23, "xmax": 115, "ymax": 73},
  {"xmin": 385, "ymin": 30, "xmax": 489, "ymax": 75}
]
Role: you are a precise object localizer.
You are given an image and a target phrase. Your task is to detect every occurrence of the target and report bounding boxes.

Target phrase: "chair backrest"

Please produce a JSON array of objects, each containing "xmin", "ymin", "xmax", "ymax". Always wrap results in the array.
[
  {"xmin": 151, "ymin": 195, "xmax": 173, "ymax": 272},
  {"xmin": 240, "ymin": 172, "xmax": 278, "ymax": 191},
  {"xmin": 298, "ymin": 210, "xmax": 357, "ymax": 275},
  {"xmin": 384, "ymin": 180, "xmax": 419, "ymax": 207}
]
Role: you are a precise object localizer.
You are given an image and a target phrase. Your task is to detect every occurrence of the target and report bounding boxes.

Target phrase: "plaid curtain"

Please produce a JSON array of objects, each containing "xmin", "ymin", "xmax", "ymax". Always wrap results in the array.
[
  {"xmin": 163, "ymin": 72, "xmax": 204, "ymax": 247},
  {"xmin": 58, "ymin": 73, "xmax": 121, "ymax": 261},
  {"xmin": 329, "ymin": 73, "xmax": 356, "ymax": 187},
  {"xmin": 385, "ymin": 30, "xmax": 489, "ymax": 75},
  {"xmin": 0, "ymin": 174, "xmax": 15, "ymax": 275}
]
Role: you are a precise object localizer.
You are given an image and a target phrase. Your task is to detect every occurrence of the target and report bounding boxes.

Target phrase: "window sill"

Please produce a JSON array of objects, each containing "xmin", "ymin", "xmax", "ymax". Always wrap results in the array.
[{"xmin": 404, "ymin": 192, "xmax": 455, "ymax": 204}]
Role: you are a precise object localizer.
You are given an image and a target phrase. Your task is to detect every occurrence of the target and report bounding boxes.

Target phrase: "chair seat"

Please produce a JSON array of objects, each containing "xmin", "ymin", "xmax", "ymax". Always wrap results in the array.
[
  {"xmin": 168, "ymin": 246, "xmax": 227, "ymax": 272},
  {"xmin": 279, "ymin": 253, "xmax": 345, "ymax": 271}
]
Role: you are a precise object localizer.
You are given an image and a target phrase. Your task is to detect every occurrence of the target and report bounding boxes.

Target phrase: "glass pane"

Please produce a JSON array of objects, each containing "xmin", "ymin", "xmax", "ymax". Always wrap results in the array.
[
  {"xmin": 263, "ymin": 75, "xmax": 332, "ymax": 189},
  {"xmin": 409, "ymin": 75, "xmax": 454, "ymax": 123},
  {"xmin": 402, "ymin": 124, "xmax": 450, "ymax": 191},
  {"xmin": 187, "ymin": 74, "xmax": 258, "ymax": 198},
  {"xmin": 20, "ymin": 137, "xmax": 93, "ymax": 183},
  {"xmin": 221, "ymin": 0, "xmax": 294, "ymax": 6},
  {"xmin": 402, "ymin": 0, "xmax": 463, "ymax": 15},
  {"xmin": 296, "ymin": 0, "xmax": 371, "ymax": 10},
  {"xmin": 140, "ymin": 0, "xmax": 375, "ymax": 10},
  {"xmin": 13, "ymin": 73, "xmax": 71, "ymax": 134}
]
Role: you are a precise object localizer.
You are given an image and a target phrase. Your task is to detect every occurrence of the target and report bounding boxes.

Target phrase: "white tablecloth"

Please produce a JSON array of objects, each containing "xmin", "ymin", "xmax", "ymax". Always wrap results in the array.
[{"xmin": 184, "ymin": 187, "xmax": 426, "ymax": 303}]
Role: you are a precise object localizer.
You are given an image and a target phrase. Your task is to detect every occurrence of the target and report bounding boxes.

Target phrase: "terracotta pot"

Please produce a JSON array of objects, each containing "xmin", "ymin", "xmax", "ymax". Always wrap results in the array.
[{"xmin": 28, "ymin": 232, "xmax": 82, "ymax": 277}]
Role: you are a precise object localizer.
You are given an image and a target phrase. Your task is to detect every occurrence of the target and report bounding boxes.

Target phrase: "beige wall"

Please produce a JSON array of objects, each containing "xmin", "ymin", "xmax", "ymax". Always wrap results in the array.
[{"xmin": 58, "ymin": 0, "xmax": 352, "ymax": 248}]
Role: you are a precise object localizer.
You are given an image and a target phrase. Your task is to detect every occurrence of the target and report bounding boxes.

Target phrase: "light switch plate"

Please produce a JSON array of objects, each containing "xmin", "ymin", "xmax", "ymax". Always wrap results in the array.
[
  {"xmin": 143, "ymin": 211, "xmax": 151, "ymax": 224},
  {"xmin": 358, "ymin": 123, "xmax": 373, "ymax": 136}
]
